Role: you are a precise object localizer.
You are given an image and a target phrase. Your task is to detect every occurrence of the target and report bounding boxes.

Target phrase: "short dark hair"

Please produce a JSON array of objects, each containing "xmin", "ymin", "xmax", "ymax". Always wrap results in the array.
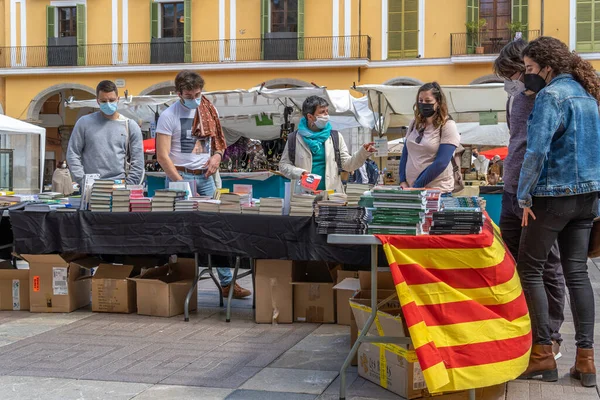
[
  {"xmin": 175, "ymin": 70, "xmax": 205, "ymax": 93},
  {"xmin": 493, "ymin": 39, "xmax": 527, "ymax": 79},
  {"xmin": 302, "ymin": 96, "xmax": 329, "ymax": 118},
  {"xmin": 96, "ymin": 80, "xmax": 118, "ymax": 97}
]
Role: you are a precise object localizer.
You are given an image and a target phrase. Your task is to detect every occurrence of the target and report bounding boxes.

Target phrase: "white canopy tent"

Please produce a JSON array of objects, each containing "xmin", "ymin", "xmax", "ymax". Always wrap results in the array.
[
  {"xmin": 354, "ymin": 84, "xmax": 510, "ymax": 146},
  {"xmin": 0, "ymin": 114, "xmax": 46, "ymax": 192},
  {"xmin": 65, "ymin": 88, "xmax": 375, "ymax": 147}
]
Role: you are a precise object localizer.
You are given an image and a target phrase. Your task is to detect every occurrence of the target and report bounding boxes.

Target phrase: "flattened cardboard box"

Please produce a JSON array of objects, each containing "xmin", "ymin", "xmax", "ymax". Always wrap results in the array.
[
  {"xmin": 255, "ymin": 260, "xmax": 293, "ymax": 324},
  {"xmin": 292, "ymin": 261, "xmax": 339, "ymax": 324},
  {"xmin": 91, "ymin": 264, "xmax": 138, "ymax": 313},
  {"xmin": 21, "ymin": 254, "xmax": 96, "ymax": 313},
  {"xmin": 129, "ymin": 259, "xmax": 197, "ymax": 317},
  {"xmin": 334, "ymin": 270, "xmax": 360, "ymax": 326},
  {"xmin": 0, "ymin": 269, "xmax": 29, "ymax": 311}
]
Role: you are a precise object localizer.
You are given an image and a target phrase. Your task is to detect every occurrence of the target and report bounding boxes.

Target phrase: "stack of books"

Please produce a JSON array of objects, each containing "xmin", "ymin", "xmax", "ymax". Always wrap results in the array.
[
  {"xmin": 241, "ymin": 203, "xmax": 260, "ymax": 214},
  {"xmin": 130, "ymin": 197, "xmax": 152, "ymax": 212},
  {"xmin": 175, "ymin": 199, "xmax": 198, "ymax": 212},
  {"xmin": 89, "ymin": 179, "xmax": 125, "ymax": 212},
  {"xmin": 112, "ymin": 189, "xmax": 131, "ymax": 212},
  {"xmin": 289, "ymin": 193, "xmax": 316, "ymax": 217},
  {"xmin": 151, "ymin": 189, "xmax": 186, "ymax": 212},
  {"xmin": 430, "ymin": 209, "xmax": 484, "ymax": 235},
  {"xmin": 38, "ymin": 192, "xmax": 64, "ymax": 201},
  {"xmin": 259, "ymin": 198, "xmax": 284, "ymax": 216},
  {"xmin": 197, "ymin": 199, "xmax": 220, "ymax": 213},
  {"xmin": 441, "ymin": 196, "xmax": 486, "ymax": 212},
  {"xmin": 345, "ymin": 184, "xmax": 371, "ymax": 206},
  {"xmin": 128, "ymin": 185, "xmax": 145, "ymax": 199},
  {"xmin": 220, "ymin": 193, "xmax": 242, "ymax": 214},
  {"xmin": 367, "ymin": 187, "xmax": 426, "ymax": 235},
  {"xmin": 315, "ymin": 206, "xmax": 368, "ymax": 235},
  {"xmin": 24, "ymin": 202, "xmax": 67, "ymax": 212},
  {"xmin": 421, "ymin": 189, "xmax": 442, "ymax": 233}
]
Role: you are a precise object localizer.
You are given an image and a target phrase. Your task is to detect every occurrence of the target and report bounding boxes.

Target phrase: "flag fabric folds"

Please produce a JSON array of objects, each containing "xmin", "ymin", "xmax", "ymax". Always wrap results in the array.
[{"xmin": 375, "ymin": 218, "xmax": 531, "ymax": 393}]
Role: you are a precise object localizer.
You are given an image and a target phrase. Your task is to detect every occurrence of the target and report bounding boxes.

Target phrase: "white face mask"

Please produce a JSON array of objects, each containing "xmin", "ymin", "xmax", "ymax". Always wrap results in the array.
[
  {"xmin": 314, "ymin": 115, "xmax": 330, "ymax": 129},
  {"xmin": 504, "ymin": 79, "xmax": 526, "ymax": 97}
]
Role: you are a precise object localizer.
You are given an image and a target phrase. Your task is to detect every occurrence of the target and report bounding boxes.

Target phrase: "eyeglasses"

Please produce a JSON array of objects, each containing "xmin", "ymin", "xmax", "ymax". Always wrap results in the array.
[{"xmin": 415, "ymin": 128, "xmax": 425, "ymax": 144}]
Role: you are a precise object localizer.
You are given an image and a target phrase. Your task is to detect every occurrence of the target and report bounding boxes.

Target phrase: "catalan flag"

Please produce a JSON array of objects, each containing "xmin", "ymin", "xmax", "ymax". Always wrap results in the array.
[{"xmin": 375, "ymin": 218, "xmax": 531, "ymax": 393}]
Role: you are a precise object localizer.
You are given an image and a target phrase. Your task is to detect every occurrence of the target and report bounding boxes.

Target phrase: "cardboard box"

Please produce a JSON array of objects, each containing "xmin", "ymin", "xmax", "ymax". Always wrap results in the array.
[
  {"xmin": 358, "ymin": 342, "xmax": 426, "ymax": 399},
  {"xmin": 91, "ymin": 264, "xmax": 138, "ymax": 313},
  {"xmin": 334, "ymin": 270, "xmax": 360, "ymax": 326},
  {"xmin": 255, "ymin": 260, "xmax": 293, "ymax": 324},
  {"xmin": 0, "ymin": 269, "xmax": 29, "ymax": 310},
  {"xmin": 292, "ymin": 261, "xmax": 339, "ymax": 323},
  {"xmin": 129, "ymin": 259, "xmax": 197, "ymax": 317},
  {"xmin": 21, "ymin": 254, "xmax": 96, "ymax": 313}
]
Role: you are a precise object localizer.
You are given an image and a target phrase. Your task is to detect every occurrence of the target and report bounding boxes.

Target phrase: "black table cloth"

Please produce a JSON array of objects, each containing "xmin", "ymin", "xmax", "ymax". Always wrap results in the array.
[{"xmin": 9, "ymin": 211, "xmax": 369, "ymax": 265}]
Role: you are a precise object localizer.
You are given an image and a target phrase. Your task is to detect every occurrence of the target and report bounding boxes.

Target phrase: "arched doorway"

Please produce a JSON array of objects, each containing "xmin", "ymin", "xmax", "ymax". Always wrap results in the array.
[
  {"xmin": 382, "ymin": 77, "xmax": 424, "ymax": 86},
  {"xmin": 139, "ymin": 81, "xmax": 176, "ymax": 96},
  {"xmin": 470, "ymin": 74, "xmax": 503, "ymax": 85},
  {"xmin": 28, "ymin": 83, "xmax": 96, "ymax": 185},
  {"xmin": 257, "ymin": 78, "xmax": 311, "ymax": 89}
]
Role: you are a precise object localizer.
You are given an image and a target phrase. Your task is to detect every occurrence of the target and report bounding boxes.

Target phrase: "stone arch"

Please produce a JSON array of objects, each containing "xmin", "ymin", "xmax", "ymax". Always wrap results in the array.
[
  {"xmin": 257, "ymin": 78, "xmax": 312, "ymax": 89},
  {"xmin": 139, "ymin": 80, "xmax": 176, "ymax": 96},
  {"xmin": 27, "ymin": 83, "xmax": 96, "ymax": 122},
  {"xmin": 382, "ymin": 77, "xmax": 424, "ymax": 86},
  {"xmin": 470, "ymin": 74, "xmax": 503, "ymax": 85}
]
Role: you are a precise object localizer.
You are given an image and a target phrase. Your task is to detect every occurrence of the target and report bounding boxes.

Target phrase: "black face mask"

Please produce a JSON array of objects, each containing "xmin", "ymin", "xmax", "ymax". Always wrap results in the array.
[
  {"xmin": 524, "ymin": 71, "xmax": 548, "ymax": 93},
  {"xmin": 418, "ymin": 103, "xmax": 436, "ymax": 118}
]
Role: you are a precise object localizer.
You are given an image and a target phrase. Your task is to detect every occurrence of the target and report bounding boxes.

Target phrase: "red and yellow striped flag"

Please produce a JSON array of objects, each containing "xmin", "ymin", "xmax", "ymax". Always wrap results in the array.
[{"xmin": 375, "ymin": 219, "xmax": 531, "ymax": 393}]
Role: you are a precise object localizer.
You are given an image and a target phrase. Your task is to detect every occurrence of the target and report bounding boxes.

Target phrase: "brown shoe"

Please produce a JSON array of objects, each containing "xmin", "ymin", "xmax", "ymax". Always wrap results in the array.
[
  {"xmin": 518, "ymin": 344, "xmax": 558, "ymax": 382},
  {"xmin": 222, "ymin": 283, "xmax": 252, "ymax": 299},
  {"xmin": 570, "ymin": 348, "xmax": 597, "ymax": 387}
]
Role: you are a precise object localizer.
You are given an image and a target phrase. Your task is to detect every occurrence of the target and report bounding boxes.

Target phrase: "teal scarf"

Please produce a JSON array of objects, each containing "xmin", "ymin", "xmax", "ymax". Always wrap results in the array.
[{"xmin": 297, "ymin": 117, "xmax": 332, "ymax": 154}]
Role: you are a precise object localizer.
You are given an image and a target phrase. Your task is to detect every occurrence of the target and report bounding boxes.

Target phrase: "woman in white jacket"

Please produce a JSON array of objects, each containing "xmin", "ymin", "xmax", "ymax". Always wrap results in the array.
[{"xmin": 279, "ymin": 96, "xmax": 376, "ymax": 193}]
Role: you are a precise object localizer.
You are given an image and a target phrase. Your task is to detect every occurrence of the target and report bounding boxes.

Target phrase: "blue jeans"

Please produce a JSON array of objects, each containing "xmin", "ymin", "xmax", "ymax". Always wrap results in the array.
[{"xmin": 167, "ymin": 171, "xmax": 233, "ymax": 287}]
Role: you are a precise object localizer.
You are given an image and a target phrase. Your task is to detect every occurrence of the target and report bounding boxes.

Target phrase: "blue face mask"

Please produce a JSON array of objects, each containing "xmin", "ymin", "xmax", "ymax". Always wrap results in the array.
[
  {"xmin": 99, "ymin": 101, "xmax": 118, "ymax": 116},
  {"xmin": 182, "ymin": 97, "xmax": 201, "ymax": 109}
]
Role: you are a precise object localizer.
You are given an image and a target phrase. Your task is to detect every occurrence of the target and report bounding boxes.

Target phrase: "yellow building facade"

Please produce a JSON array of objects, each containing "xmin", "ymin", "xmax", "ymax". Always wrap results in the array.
[{"xmin": 0, "ymin": 0, "xmax": 599, "ymax": 166}]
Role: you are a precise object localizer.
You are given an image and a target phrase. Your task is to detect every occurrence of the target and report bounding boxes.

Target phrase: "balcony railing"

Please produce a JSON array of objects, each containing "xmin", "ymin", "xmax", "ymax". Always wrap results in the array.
[
  {"xmin": 450, "ymin": 30, "xmax": 540, "ymax": 56},
  {"xmin": 0, "ymin": 35, "xmax": 371, "ymax": 69}
]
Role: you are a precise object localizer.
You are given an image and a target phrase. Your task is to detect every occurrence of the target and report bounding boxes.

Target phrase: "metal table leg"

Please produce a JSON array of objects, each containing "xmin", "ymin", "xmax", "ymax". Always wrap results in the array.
[
  {"xmin": 339, "ymin": 244, "xmax": 379, "ymax": 400},
  {"xmin": 469, "ymin": 389, "xmax": 476, "ymax": 400},
  {"xmin": 226, "ymin": 256, "xmax": 240, "ymax": 323},
  {"xmin": 184, "ymin": 252, "xmax": 201, "ymax": 322}
]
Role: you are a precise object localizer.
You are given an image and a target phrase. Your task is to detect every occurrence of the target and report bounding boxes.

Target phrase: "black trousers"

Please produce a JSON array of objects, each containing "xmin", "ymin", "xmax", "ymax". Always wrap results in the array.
[
  {"xmin": 500, "ymin": 191, "xmax": 565, "ymax": 344},
  {"xmin": 516, "ymin": 193, "xmax": 597, "ymax": 348}
]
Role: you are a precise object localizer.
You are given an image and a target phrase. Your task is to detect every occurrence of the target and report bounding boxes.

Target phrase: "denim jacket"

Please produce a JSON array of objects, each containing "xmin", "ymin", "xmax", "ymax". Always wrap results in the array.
[{"xmin": 517, "ymin": 74, "xmax": 600, "ymax": 208}]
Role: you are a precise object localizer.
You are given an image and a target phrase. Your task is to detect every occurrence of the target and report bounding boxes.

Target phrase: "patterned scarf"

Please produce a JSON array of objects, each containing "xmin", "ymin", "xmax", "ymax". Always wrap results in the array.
[{"xmin": 191, "ymin": 96, "xmax": 227, "ymax": 153}]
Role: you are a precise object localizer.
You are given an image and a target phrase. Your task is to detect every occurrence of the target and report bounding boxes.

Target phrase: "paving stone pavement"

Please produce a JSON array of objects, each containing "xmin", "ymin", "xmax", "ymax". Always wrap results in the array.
[{"xmin": 0, "ymin": 263, "xmax": 599, "ymax": 399}]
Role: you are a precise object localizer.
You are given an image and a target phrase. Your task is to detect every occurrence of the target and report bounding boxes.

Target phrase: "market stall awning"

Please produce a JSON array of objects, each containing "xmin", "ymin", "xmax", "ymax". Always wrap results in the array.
[
  {"xmin": 0, "ymin": 114, "xmax": 46, "ymax": 192},
  {"xmin": 480, "ymin": 147, "xmax": 509, "ymax": 160},
  {"xmin": 354, "ymin": 83, "xmax": 509, "ymax": 133},
  {"xmin": 66, "ymin": 88, "xmax": 375, "ymax": 143}
]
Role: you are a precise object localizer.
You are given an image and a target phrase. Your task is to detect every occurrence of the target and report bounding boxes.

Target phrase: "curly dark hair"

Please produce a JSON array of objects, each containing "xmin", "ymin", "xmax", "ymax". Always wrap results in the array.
[
  {"xmin": 413, "ymin": 82, "xmax": 449, "ymax": 131},
  {"xmin": 522, "ymin": 36, "xmax": 600, "ymax": 101}
]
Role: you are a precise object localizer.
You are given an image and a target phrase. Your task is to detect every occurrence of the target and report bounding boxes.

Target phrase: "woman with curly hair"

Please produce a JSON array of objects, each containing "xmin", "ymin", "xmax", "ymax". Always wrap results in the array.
[
  {"xmin": 398, "ymin": 82, "xmax": 460, "ymax": 192},
  {"xmin": 517, "ymin": 36, "xmax": 600, "ymax": 387}
]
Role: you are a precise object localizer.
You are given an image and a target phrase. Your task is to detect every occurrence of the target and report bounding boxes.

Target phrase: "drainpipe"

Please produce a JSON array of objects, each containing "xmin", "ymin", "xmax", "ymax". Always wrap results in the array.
[{"xmin": 541, "ymin": 0, "xmax": 544, "ymax": 36}]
